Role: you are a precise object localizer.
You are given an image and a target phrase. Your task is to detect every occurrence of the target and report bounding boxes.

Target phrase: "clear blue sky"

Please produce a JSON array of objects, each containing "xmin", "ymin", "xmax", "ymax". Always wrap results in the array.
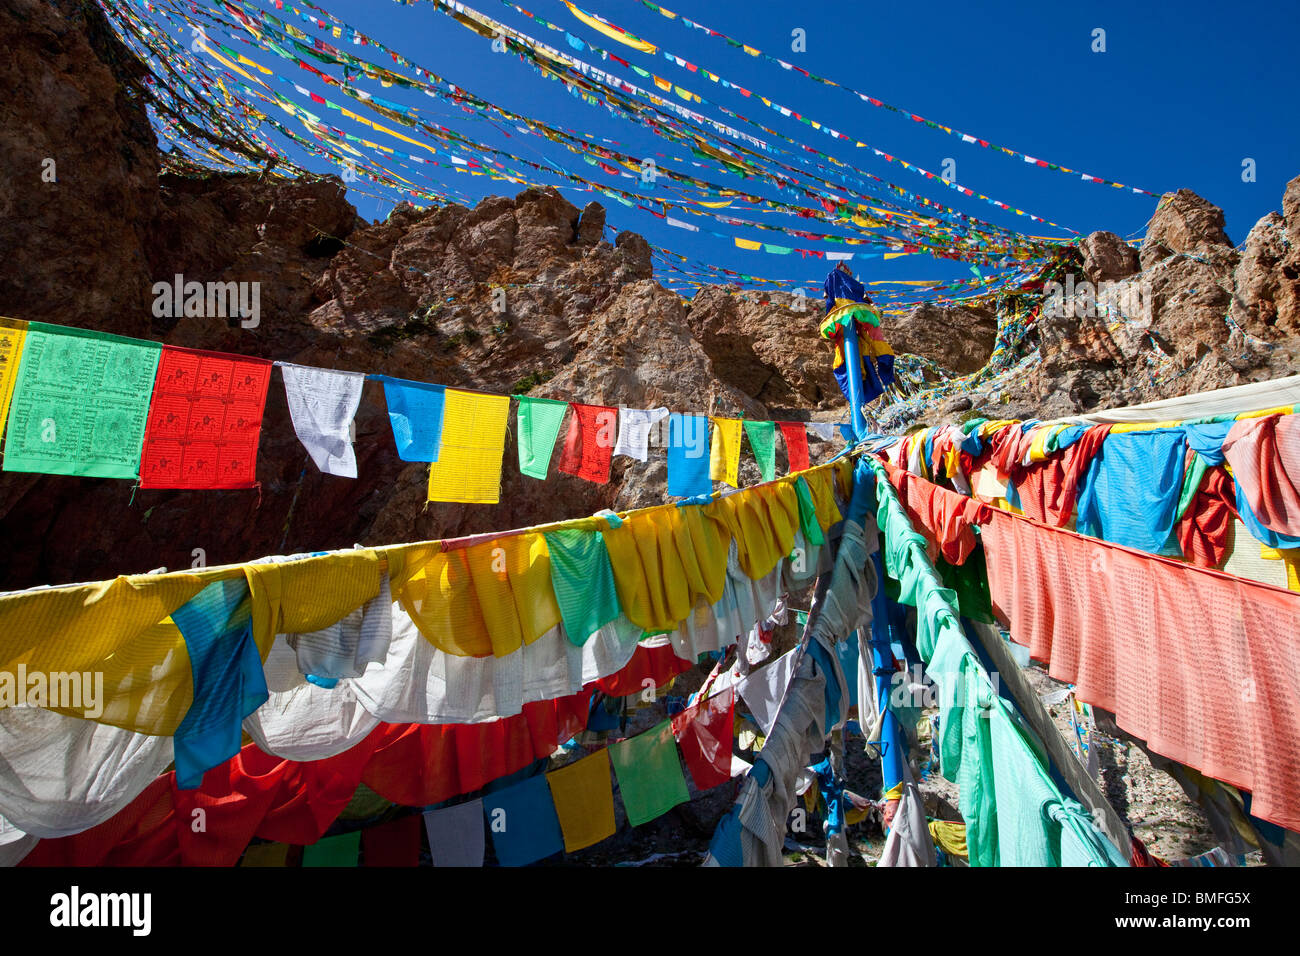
[{"xmin": 171, "ymin": 0, "xmax": 1300, "ymax": 291}]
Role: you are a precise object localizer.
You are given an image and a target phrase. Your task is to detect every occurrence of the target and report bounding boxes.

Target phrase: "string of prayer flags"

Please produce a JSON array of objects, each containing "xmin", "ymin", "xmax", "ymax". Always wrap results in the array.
[
  {"xmin": 672, "ymin": 687, "xmax": 736, "ymax": 791},
  {"xmin": 515, "ymin": 395, "xmax": 568, "ymax": 479},
  {"xmin": 302, "ymin": 830, "xmax": 361, "ymax": 867},
  {"xmin": 543, "ymin": 528, "xmax": 621, "ymax": 644},
  {"xmin": 1, "ymin": 323, "xmax": 161, "ymax": 479},
  {"xmin": 280, "ymin": 362, "xmax": 365, "ymax": 478},
  {"xmin": 423, "ymin": 800, "xmax": 485, "ymax": 867},
  {"xmin": 376, "ymin": 375, "xmax": 445, "ymax": 462},
  {"xmin": 709, "ymin": 416, "xmax": 743, "ymax": 488},
  {"xmin": 361, "ymin": 814, "xmax": 421, "ymax": 867},
  {"xmin": 0, "ymin": 317, "xmax": 28, "ymax": 442},
  {"xmin": 546, "ymin": 750, "xmax": 617, "ymax": 853},
  {"xmin": 482, "ymin": 774, "xmax": 565, "ymax": 866},
  {"xmin": 139, "ymin": 346, "xmax": 272, "ymax": 489},
  {"xmin": 613, "ymin": 406, "xmax": 669, "ymax": 462},
  {"xmin": 779, "ymin": 422, "xmax": 811, "ymax": 473},
  {"xmin": 557, "ymin": 402, "xmax": 618, "ymax": 484},
  {"xmin": 426, "ymin": 389, "xmax": 511, "ymax": 504},
  {"xmin": 743, "ymin": 420, "xmax": 777, "ymax": 483},
  {"xmin": 609, "ymin": 719, "xmax": 691, "ymax": 826}
]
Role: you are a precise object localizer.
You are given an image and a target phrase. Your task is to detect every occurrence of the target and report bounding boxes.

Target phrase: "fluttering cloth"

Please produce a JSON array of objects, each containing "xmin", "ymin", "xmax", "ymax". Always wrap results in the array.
[
  {"xmin": 982, "ymin": 507, "xmax": 1300, "ymax": 832},
  {"xmin": 280, "ymin": 362, "xmax": 365, "ymax": 478},
  {"xmin": 2, "ymin": 323, "xmax": 161, "ymax": 479},
  {"xmin": 778, "ymin": 422, "xmax": 810, "ymax": 473},
  {"xmin": 556, "ymin": 402, "xmax": 617, "ymax": 484},
  {"xmin": 426, "ymin": 389, "xmax": 510, "ymax": 503},
  {"xmin": 376, "ymin": 375, "xmax": 446, "ymax": 462},
  {"xmin": 613, "ymin": 406, "xmax": 669, "ymax": 462},
  {"xmin": 515, "ymin": 396, "xmax": 567, "ymax": 478},
  {"xmin": 139, "ymin": 346, "xmax": 273, "ymax": 488},
  {"xmin": 1222, "ymin": 414, "xmax": 1300, "ymax": 540}
]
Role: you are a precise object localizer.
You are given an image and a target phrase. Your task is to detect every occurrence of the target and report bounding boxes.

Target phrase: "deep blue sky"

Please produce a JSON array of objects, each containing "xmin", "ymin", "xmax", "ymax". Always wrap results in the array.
[{"xmin": 173, "ymin": 0, "xmax": 1299, "ymax": 291}]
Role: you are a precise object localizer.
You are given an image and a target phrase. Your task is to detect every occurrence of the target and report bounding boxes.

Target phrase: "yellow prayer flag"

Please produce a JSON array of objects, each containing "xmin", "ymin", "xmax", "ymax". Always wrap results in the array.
[
  {"xmin": 709, "ymin": 417, "xmax": 743, "ymax": 488},
  {"xmin": 733, "ymin": 238, "xmax": 762, "ymax": 251},
  {"xmin": 547, "ymin": 750, "xmax": 616, "ymax": 853},
  {"xmin": 0, "ymin": 317, "xmax": 28, "ymax": 439},
  {"xmin": 427, "ymin": 390, "xmax": 510, "ymax": 504},
  {"xmin": 564, "ymin": 2, "xmax": 658, "ymax": 54}
]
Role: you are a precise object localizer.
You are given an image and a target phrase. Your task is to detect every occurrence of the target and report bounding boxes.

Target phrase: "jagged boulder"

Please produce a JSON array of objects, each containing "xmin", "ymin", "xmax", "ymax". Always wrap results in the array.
[
  {"xmin": 686, "ymin": 287, "xmax": 839, "ymax": 412},
  {"xmin": 1140, "ymin": 188, "xmax": 1234, "ymax": 269},
  {"xmin": 1229, "ymin": 174, "xmax": 1300, "ymax": 339},
  {"xmin": 885, "ymin": 302, "xmax": 999, "ymax": 375},
  {"xmin": 576, "ymin": 200, "xmax": 606, "ymax": 245},
  {"xmin": 1080, "ymin": 231, "xmax": 1140, "ymax": 283}
]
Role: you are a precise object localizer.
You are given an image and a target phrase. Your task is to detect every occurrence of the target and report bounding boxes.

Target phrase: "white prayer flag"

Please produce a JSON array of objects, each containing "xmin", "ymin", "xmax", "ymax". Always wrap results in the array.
[{"xmin": 280, "ymin": 363, "xmax": 365, "ymax": 478}]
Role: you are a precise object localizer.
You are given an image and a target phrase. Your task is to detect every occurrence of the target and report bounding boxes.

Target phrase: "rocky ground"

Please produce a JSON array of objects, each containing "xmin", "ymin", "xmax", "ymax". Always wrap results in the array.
[{"xmin": 2, "ymin": 0, "xmax": 1295, "ymax": 866}]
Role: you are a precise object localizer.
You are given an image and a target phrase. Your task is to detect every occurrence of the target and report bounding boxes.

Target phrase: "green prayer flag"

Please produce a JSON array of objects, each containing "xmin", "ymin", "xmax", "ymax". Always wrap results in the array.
[
  {"xmin": 543, "ymin": 527, "xmax": 621, "ymax": 645},
  {"xmin": 515, "ymin": 396, "xmax": 568, "ymax": 480},
  {"xmin": 609, "ymin": 720, "xmax": 689, "ymax": 827},
  {"xmin": 302, "ymin": 830, "xmax": 360, "ymax": 867},
  {"xmin": 742, "ymin": 420, "xmax": 777, "ymax": 482},
  {"xmin": 793, "ymin": 476, "xmax": 825, "ymax": 546},
  {"xmin": 2, "ymin": 323, "xmax": 161, "ymax": 479}
]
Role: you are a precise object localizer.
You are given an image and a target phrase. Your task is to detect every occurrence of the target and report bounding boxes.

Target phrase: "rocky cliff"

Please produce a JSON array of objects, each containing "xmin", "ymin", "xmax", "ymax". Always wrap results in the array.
[{"xmin": 2, "ymin": 0, "xmax": 1299, "ymax": 591}]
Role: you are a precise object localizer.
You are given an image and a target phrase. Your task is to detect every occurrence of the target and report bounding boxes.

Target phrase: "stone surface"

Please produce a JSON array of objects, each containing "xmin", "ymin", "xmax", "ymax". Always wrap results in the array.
[
  {"xmin": 886, "ymin": 302, "xmax": 999, "ymax": 375},
  {"xmin": 1079, "ymin": 230, "xmax": 1141, "ymax": 283}
]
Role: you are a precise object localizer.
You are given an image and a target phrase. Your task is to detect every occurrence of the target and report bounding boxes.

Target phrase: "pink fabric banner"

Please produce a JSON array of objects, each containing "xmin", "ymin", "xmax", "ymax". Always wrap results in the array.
[{"xmin": 982, "ymin": 507, "xmax": 1300, "ymax": 832}]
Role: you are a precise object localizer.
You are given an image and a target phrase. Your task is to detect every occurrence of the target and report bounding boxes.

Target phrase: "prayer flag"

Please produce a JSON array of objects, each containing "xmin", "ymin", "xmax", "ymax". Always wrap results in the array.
[
  {"xmin": 609, "ymin": 720, "xmax": 690, "ymax": 826},
  {"xmin": 667, "ymin": 413, "xmax": 710, "ymax": 497},
  {"xmin": 709, "ymin": 416, "xmax": 743, "ymax": 487},
  {"xmin": 361, "ymin": 814, "xmax": 421, "ymax": 867},
  {"xmin": 671, "ymin": 687, "xmax": 735, "ymax": 790},
  {"xmin": 0, "ymin": 317, "xmax": 28, "ymax": 442},
  {"xmin": 280, "ymin": 362, "xmax": 365, "ymax": 478},
  {"xmin": 543, "ymin": 528, "xmax": 621, "ymax": 644},
  {"xmin": 302, "ymin": 830, "xmax": 360, "ymax": 867},
  {"xmin": 557, "ymin": 402, "xmax": 617, "ymax": 484},
  {"xmin": 423, "ymin": 800, "xmax": 485, "ymax": 867},
  {"xmin": 482, "ymin": 775, "xmax": 565, "ymax": 866},
  {"xmin": 778, "ymin": 421, "xmax": 810, "ymax": 473},
  {"xmin": 376, "ymin": 375, "xmax": 445, "ymax": 462},
  {"xmin": 139, "ymin": 346, "xmax": 272, "ymax": 489},
  {"xmin": 2, "ymin": 323, "xmax": 161, "ymax": 479},
  {"xmin": 743, "ymin": 420, "xmax": 777, "ymax": 482},
  {"xmin": 426, "ymin": 390, "xmax": 510, "ymax": 503},
  {"xmin": 546, "ymin": 750, "xmax": 616, "ymax": 853},
  {"xmin": 613, "ymin": 406, "xmax": 668, "ymax": 462},
  {"xmin": 515, "ymin": 395, "xmax": 568, "ymax": 479}
]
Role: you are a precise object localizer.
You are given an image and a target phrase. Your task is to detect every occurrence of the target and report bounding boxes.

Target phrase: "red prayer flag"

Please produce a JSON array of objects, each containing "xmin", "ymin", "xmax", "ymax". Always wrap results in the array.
[
  {"xmin": 139, "ymin": 346, "xmax": 272, "ymax": 489},
  {"xmin": 778, "ymin": 422, "xmax": 810, "ymax": 473},
  {"xmin": 361, "ymin": 814, "xmax": 421, "ymax": 867},
  {"xmin": 557, "ymin": 403, "xmax": 617, "ymax": 484},
  {"xmin": 671, "ymin": 687, "xmax": 735, "ymax": 790}
]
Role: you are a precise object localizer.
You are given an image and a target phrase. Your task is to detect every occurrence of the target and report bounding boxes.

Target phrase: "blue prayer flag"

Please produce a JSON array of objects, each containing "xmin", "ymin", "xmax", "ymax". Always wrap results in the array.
[
  {"xmin": 668, "ymin": 413, "xmax": 711, "ymax": 497},
  {"xmin": 377, "ymin": 376, "xmax": 446, "ymax": 462}
]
